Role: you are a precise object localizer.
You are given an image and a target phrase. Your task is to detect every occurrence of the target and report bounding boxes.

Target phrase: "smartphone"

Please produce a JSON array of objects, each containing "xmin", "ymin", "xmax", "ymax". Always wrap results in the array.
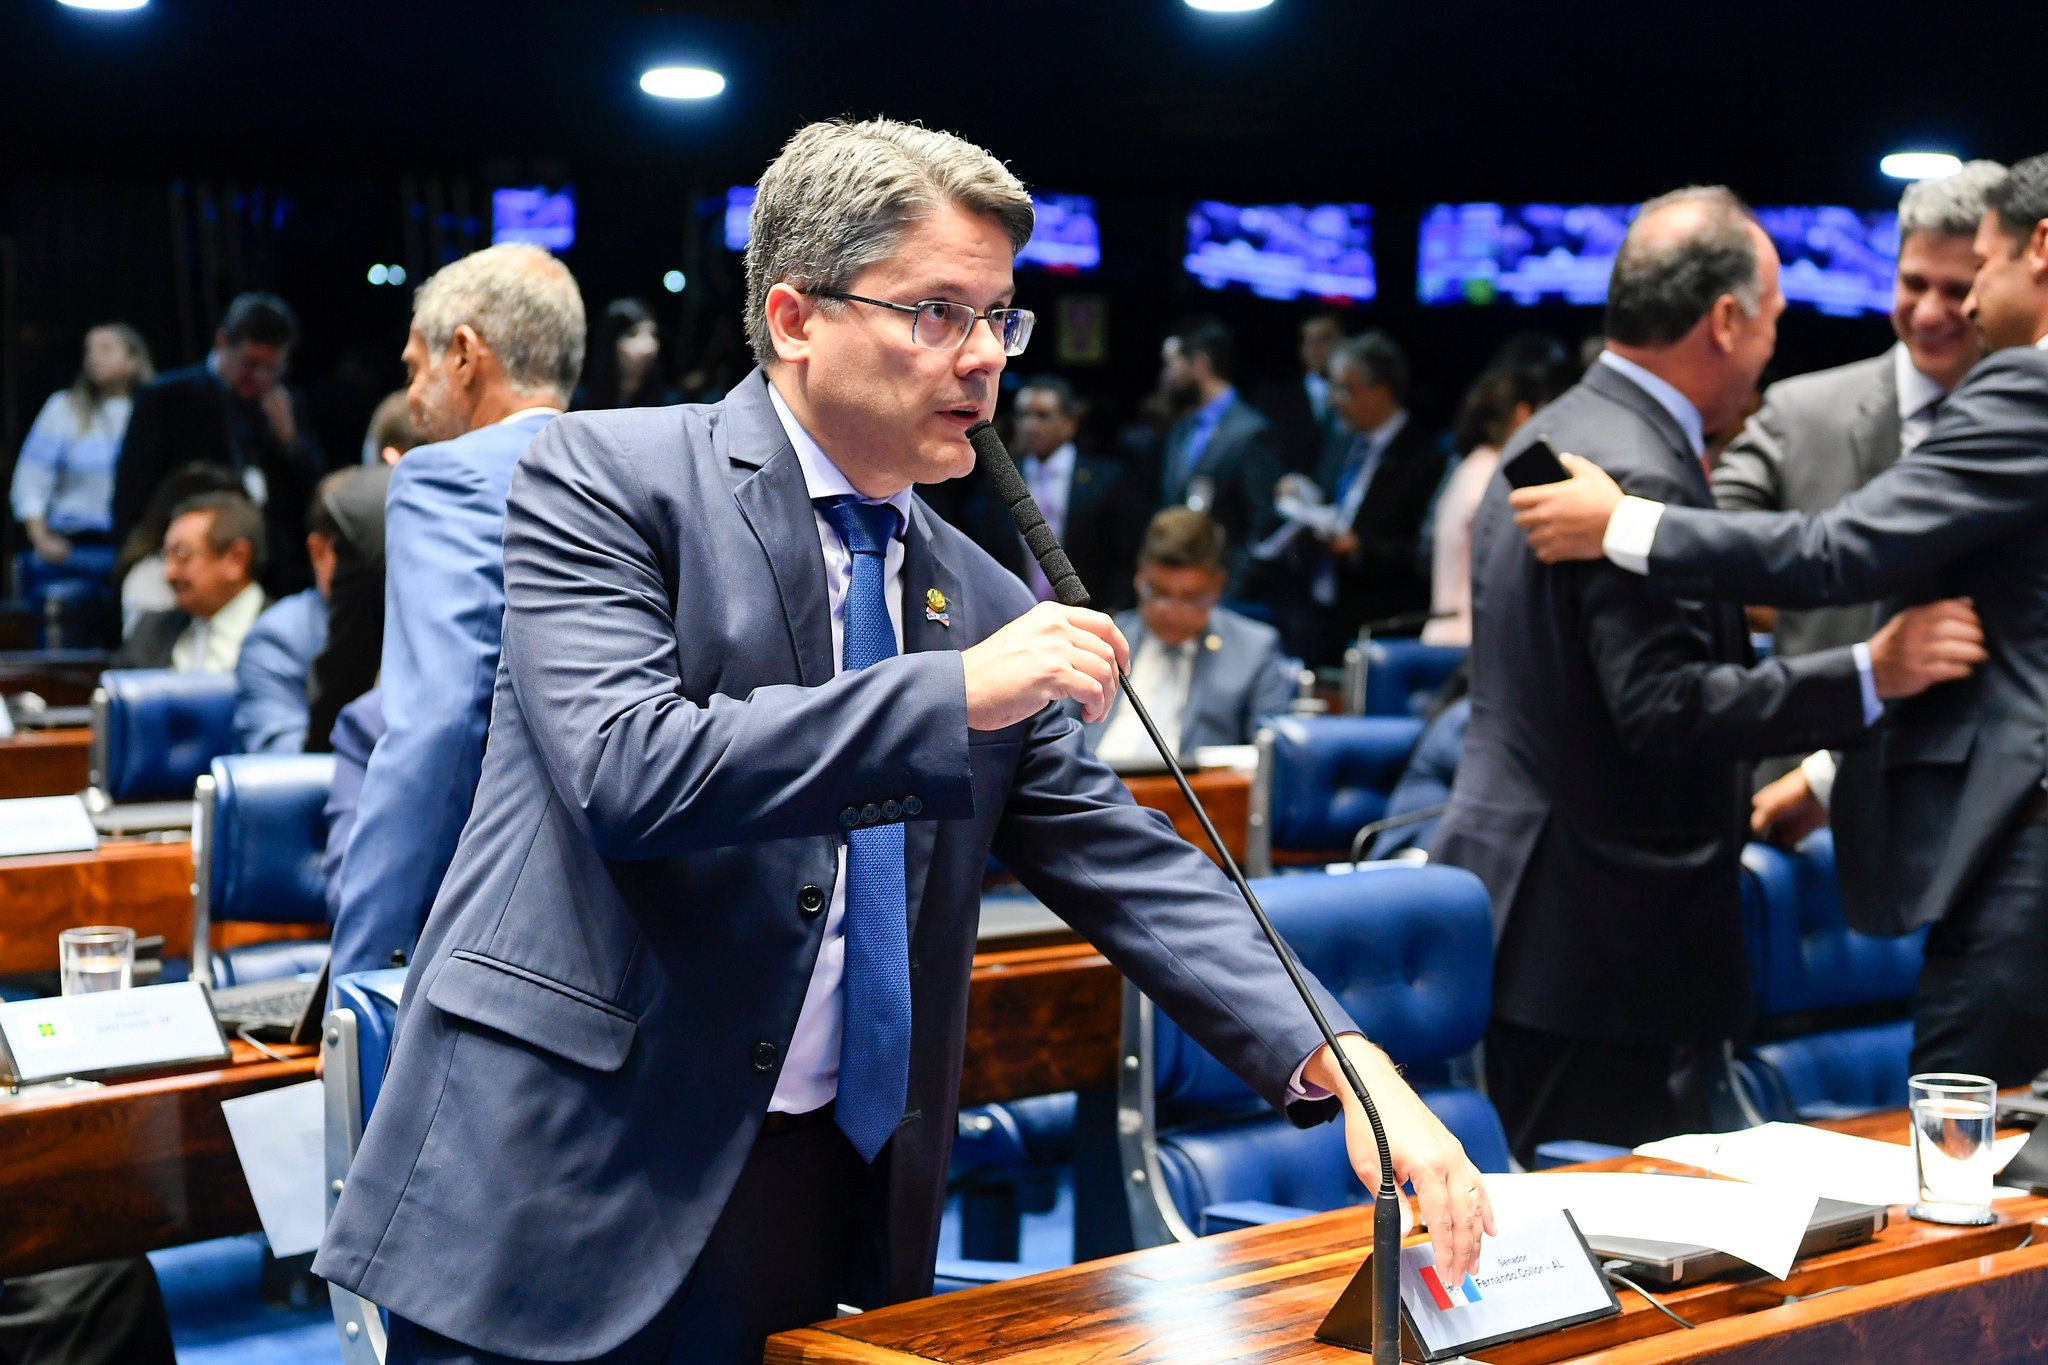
[{"xmin": 1504, "ymin": 436, "xmax": 1572, "ymax": 489}]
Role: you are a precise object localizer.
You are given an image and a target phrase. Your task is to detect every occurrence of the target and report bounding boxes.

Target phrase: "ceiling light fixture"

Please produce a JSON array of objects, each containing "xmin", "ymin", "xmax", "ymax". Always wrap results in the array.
[
  {"xmin": 56, "ymin": 0, "xmax": 149, "ymax": 9},
  {"xmin": 1880, "ymin": 151, "xmax": 1962, "ymax": 181},
  {"xmin": 1185, "ymin": 0, "xmax": 1275, "ymax": 11},
  {"xmin": 640, "ymin": 66, "xmax": 726, "ymax": 100}
]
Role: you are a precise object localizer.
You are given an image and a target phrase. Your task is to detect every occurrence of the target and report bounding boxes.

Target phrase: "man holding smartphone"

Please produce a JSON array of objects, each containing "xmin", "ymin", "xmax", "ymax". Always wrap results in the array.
[{"xmin": 1434, "ymin": 186, "xmax": 1981, "ymax": 1162}]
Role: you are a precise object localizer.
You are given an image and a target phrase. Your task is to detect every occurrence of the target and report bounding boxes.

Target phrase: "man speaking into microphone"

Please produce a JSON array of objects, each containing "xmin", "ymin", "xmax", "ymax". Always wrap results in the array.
[{"xmin": 315, "ymin": 117, "xmax": 1492, "ymax": 1364}]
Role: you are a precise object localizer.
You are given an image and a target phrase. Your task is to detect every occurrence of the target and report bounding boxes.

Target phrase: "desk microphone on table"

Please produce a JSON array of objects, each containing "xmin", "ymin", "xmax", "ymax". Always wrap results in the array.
[{"xmin": 967, "ymin": 420, "xmax": 1404, "ymax": 1365}]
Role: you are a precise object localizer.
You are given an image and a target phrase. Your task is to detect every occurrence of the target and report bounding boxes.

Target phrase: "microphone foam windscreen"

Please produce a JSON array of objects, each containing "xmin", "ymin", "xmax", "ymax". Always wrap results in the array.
[{"xmin": 967, "ymin": 421, "xmax": 1091, "ymax": 607}]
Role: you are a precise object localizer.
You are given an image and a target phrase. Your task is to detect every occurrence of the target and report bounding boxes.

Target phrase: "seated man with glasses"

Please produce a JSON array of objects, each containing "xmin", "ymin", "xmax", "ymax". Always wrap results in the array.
[{"xmin": 1082, "ymin": 506, "xmax": 1299, "ymax": 768}]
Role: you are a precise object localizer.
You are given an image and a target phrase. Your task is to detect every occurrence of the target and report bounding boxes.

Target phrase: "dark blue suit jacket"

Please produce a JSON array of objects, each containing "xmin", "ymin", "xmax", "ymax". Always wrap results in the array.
[
  {"xmin": 314, "ymin": 372, "xmax": 1355, "ymax": 1357},
  {"xmin": 326, "ymin": 413, "xmax": 554, "ymax": 977}
]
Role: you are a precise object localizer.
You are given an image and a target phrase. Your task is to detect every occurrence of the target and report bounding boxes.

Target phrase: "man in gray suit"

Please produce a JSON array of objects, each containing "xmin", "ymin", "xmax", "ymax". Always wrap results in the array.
[
  {"xmin": 1511, "ymin": 154, "xmax": 2048, "ymax": 1085},
  {"xmin": 316, "ymin": 117, "xmax": 1490, "ymax": 1365},
  {"xmin": 1714, "ymin": 162, "xmax": 2005, "ymax": 667},
  {"xmin": 1083, "ymin": 507, "xmax": 1296, "ymax": 766}
]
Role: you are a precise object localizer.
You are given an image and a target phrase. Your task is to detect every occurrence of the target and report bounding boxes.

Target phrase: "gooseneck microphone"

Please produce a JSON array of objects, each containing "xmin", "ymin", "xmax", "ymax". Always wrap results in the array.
[{"xmin": 968, "ymin": 421, "xmax": 1404, "ymax": 1365}]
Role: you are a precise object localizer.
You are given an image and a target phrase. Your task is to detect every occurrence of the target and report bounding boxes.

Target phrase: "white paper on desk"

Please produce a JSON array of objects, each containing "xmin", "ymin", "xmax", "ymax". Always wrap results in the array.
[
  {"xmin": 0, "ymin": 795, "xmax": 98, "ymax": 858},
  {"xmin": 221, "ymin": 1080, "xmax": 326, "ymax": 1257},
  {"xmin": 1636, "ymin": 1123, "xmax": 2035, "ymax": 1207},
  {"xmin": 1481, "ymin": 1172, "xmax": 1815, "ymax": 1280}
]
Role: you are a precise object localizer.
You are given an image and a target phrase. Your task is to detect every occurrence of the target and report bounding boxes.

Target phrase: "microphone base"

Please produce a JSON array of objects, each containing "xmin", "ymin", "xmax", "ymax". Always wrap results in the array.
[{"xmin": 1312, "ymin": 1191, "xmax": 1410, "ymax": 1362}]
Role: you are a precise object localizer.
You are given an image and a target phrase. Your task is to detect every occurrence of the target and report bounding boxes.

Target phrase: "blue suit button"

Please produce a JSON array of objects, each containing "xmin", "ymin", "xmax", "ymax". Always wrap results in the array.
[
  {"xmin": 839, "ymin": 807, "xmax": 861, "ymax": 829},
  {"xmin": 751, "ymin": 1042, "xmax": 778, "ymax": 1072},
  {"xmin": 881, "ymin": 799, "xmax": 902, "ymax": 821},
  {"xmin": 903, "ymin": 795, "xmax": 923, "ymax": 816},
  {"xmin": 861, "ymin": 803, "xmax": 881, "ymax": 824}
]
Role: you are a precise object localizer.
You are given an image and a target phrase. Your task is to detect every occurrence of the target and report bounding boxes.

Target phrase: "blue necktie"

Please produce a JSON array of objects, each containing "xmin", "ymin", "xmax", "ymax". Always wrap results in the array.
[{"xmin": 817, "ymin": 496, "xmax": 911, "ymax": 1163}]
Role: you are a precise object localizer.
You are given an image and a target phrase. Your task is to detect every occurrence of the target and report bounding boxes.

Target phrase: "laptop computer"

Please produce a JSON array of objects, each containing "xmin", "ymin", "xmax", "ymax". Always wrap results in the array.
[
  {"xmin": 209, "ymin": 960, "xmax": 330, "ymax": 1047},
  {"xmin": 1586, "ymin": 1196, "xmax": 1888, "ymax": 1288}
]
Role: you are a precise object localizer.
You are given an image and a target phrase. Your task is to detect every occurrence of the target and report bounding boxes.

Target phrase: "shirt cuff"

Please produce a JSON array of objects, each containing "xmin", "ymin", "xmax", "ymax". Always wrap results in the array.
[
  {"xmin": 1851, "ymin": 641, "xmax": 1882, "ymax": 725},
  {"xmin": 1801, "ymin": 749, "xmax": 1840, "ymax": 810},
  {"xmin": 1287, "ymin": 1032, "xmax": 1365, "ymax": 1102},
  {"xmin": 1602, "ymin": 496, "xmax": 1665, "ymax": 575}
]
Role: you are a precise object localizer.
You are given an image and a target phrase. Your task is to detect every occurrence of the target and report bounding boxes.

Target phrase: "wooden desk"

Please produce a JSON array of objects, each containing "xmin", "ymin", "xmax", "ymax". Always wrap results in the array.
[
  {"xmin": 1122, "ymin": 768, "xmax": 1251, "ymax": 868},
  {"xmin": 0, "ymin": 726, "xmax": 90, "ymax": 799},
  {"xmin": 0, "ymin": 1042, "xmax": 319, "ymax": 1279},
  {"xmin": 0, "ymin": 650, "xmax": 109, "ymax": 706},
  {"xmin": 0, "ymin": 838, "xmax": 324, "ymax": 975},
  {"xmin": 960, "ymin": 940, "xmax": 1118, "ymax": 1108},
  {"xmin": 771, "ymin": 1108, "xmax": 2048, "ymax": 1364}
]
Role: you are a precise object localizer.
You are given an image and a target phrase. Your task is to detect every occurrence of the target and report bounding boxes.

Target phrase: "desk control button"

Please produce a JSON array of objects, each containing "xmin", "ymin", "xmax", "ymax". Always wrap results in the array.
[
  {"xmin": 751, "ymin": 1042, "xmax": 778, "ymax": 1072},
  {"xmin": 903, "ymin": 794, "xmax": 923, "ymax": 816},
  {"xmin": 881, "ymin": 799, "xmax": 902, "ymax": 821},
  {"xmin": 797, "ymin": 885, "xmax": 826, "ymax": 916},
  {"xmin": 860, "ymin": 803, "xmax": 881, "ymax": 825},
  {"xmin": 839, "ymin": 806, "xmax": 861, "ymax": 829}
]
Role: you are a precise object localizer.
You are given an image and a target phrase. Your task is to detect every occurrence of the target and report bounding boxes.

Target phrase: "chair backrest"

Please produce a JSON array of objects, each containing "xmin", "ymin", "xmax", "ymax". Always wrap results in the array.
[
  {"xmin": 1118, "ymin": 865, "xmax": 1509, "ymax": 1245},
  {"xmin": 89, "ymin": 668, "xmax": 238, "ymax": 804},
  {"xmin": 1247, "ymin": 715, "xmax": 1424, "ymax": 874},
  {"xmin": 1736, "ymin": 834, "xmax": 1925, "ymax": 1124},
  {"xmin": 323, "ymin": 967, "xmax": 408, "ymax": 1365},
  {"xmin": 1360, "ymin": 640, "xmax": 1465, "ymax": 718},
  {"xmin": 1741, "ymin": 832, "xmax": 1925, "ymax": 1021},
  {"xmin": 191, "ymin": 753, "xmax": 336, "ymax": 987}
]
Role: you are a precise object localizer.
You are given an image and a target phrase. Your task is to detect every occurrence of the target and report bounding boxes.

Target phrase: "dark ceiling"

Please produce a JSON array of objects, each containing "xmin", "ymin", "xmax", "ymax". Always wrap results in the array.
[{"xmin": 4, "ymin": 0, "xmax": 2042, "ymax": 205}]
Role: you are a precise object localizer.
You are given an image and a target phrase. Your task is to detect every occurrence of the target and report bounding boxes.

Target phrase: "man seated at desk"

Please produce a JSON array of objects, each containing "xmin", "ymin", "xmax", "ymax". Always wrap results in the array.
[
  {"xmin": 1083, "ymin": 507, "xmax": 1298, "ymax": 767},
  {"xmin": 111, "ymin": 491, "xmax": 266, "ymax": 673},
  {"xmin": 233, "ymin": 469, "xmax": 355, "ymax": 752}
]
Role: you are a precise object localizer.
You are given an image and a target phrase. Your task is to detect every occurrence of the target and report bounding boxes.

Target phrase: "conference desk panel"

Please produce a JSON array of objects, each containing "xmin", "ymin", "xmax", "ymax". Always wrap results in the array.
[
  {"xmin": 0, "ymin": 726, "xmax": 90, "ymax": 799},
  {"xmin": 1122, "ymin": 768, "xmax": 1250, "ymax": 868},
  {"xmin": 770, "ymin": 1108, "xmax": 2048, "ymax": 1364},
  {"xmin": 0, "ymin": 1043, "xmax": 318, "ymax": 1279}
]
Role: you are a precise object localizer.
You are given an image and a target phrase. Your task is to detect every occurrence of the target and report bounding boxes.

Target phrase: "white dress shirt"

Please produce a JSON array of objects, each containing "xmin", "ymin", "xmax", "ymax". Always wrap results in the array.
[
  {"xmin": 171, "ymin": 581, "xmax": 265, "ymax": 674},
  {"xmin": 1093, "ymin": 630, "xmax": 1197, "ymax": 766},
  {"xmin": 1019, "ymin": 441, "xmax": 1077, "ymax": 601},
  {"xmin": 1893, "ymin": 342, "xmax": 1949, "ymax": 458},
  {"xmin": 764, "ymin": 380, "xmax": 913, "ymax": 1115},
  {"xmin": 1591, "ymin": 352, "xmax": 1881, "ymax": 727}
]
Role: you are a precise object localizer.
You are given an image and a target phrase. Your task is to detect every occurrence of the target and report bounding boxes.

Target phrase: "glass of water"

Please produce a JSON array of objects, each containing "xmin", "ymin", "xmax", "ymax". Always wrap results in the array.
[
  {"xmin": 1908, "ymin": 1072, "xmax": 1999, "ymax": 1226},
  {"xmin": 58, "ymin": 925, "xmax": 135, "ymax": 996}
]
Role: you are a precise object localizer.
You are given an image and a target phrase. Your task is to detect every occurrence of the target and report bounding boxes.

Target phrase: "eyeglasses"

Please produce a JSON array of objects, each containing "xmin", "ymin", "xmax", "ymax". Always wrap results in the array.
[
  {"xmin": 809, "ymin": 289, "xmax": 1035, "ymax": 357},
  {"xmin": 1136, "ymin": 579, "xmax": 1220, "ymax": 611}
]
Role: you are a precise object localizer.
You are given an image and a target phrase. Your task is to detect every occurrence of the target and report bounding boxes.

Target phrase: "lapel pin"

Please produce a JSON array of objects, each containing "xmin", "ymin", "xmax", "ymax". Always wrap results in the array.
[
  {"xmin": 1206, "ymin": 634, "xmax": 1223, "ymax": 651},
  {"xmin": 925, "ymin": 587, "xmax": 950, "ymax": 627}
]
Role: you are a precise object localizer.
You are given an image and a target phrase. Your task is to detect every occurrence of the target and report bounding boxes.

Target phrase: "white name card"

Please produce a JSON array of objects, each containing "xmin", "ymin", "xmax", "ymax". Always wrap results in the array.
[
  {"xmin": 0, "ymin": 982, "xmax": 230, "ymax": 1085},
  {"xmin": 0, "ymin": 795, "xmax": 99, "ymax": 859},
  {"xmin": 1398, "ymin": 1211, "xmax": 1619, "ymax": 1361}
]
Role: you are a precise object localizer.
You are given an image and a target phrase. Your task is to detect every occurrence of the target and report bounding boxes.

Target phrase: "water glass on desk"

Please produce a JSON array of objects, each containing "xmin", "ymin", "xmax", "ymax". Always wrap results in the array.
[
  {"xmin": 59, "ymin": 925, "xmax": 134, "ymax": 995},
  {"xmin": 1908, "ymin": 1072, "xmax": 1999, "ymax": 1226}
]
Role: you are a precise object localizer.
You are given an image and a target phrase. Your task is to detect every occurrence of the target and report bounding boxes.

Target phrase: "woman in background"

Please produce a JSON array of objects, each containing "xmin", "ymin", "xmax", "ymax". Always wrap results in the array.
[
  {"xmin": 10, "ymin": 322, "xmax": 152, "ymax": 571},
  {"xmin": 573, "ymin": 297, "xmax": 680, "ymax": 410}
]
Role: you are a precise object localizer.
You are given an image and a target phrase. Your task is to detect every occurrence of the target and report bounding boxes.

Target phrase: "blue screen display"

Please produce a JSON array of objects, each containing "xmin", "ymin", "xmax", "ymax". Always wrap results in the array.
[
  {"xmin": 1183, "ymin": 202, "xmax": 1375, "ymax": 303},
  {"xmin": 1757, "ymin": 206, "xmax": 1899, "ymax": 317},
  {"xmin": 1017, "ymin": 193, "xmax": 1101, "ymax": 272},
  {"xmin": 1417, "ymin": 203, "xmax": 1631, "ymax": 307},
  {"xmin": 724, "ymin": 186, "xmax": 757, "ymax": 252},
  {"xmin": 491, "ymin": 187, "xmax": 576, "ymax": 252}
]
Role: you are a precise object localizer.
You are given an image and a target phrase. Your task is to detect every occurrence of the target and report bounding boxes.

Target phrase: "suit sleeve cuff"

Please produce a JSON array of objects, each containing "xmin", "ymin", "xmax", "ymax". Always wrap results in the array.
[
  {"xmin": 1851, "ymin": 641, "xmax": 1882, "ymax": 725},
  {"xmin": 1801, "ymin": 749, "xmax": 1840, "ymax": 810},
  {"xmin": 1602, "ymin": 496, "xmax": 1664, "ymax": 575},
  {"xmin": 1287, "ymin": 1031, "xmax": 1364, "ymax": 1101}
]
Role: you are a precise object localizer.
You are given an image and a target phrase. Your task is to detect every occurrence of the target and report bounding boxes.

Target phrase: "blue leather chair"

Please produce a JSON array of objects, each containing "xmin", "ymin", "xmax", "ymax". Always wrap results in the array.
[
  {"xmin": 1346, "ymin": 639, "xmax": 1465, "ymax": 718},
  {"xmin": 191, "ymin": 753, "xmax": 335, "ymax": 988},
  {"xmin": 87, "ymin": 669, "xmax": 239, "ymax": 822},
  {"xmin": 948, "ymin": 1091, "xmax": 1078, "ymax": 1262},
  {"xmin": 322, "ymin": 967, "xmax": 408, "ymax": 1364},
  {"xmin": 1246, "ymin": 714, "xmax": 1425, "ymax": 875},
  {"xmin": 1736, "ymin": 832, "xmax": 1926, "ymax": 1122},
  {"xmin": 15, "ymin": 545, "xmax": 116, "ymax": 649},
  {"xmin": 1118, "ymin": 865, "xmax": 1511, "ymax": 1246}
]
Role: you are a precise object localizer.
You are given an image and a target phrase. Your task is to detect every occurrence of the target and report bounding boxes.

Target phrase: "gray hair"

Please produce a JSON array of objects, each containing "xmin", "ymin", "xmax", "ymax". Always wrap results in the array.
[
  {"xmin": 1329, "ymin": 330, "xmax": 1411, "ymax": 406},
  {"xmin": 743, "ymin": 118, "xmax": 1035, "ymax": 367},
  {"xmin": 412, "ymin": 243, "xmax": 587, "ymax": 399},
  {"xmin": 1898, "ymin": 159, "xmax": 2009, "ymax": 242},
  {"xmin": 1606, "ymin": 186, "xmax": 1762, "ymax": 348}
]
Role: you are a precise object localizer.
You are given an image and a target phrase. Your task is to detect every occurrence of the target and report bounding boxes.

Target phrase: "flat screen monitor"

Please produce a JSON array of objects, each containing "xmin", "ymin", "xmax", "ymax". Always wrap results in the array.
[
  {"xmin": 491, "ymin": 186, "xmax": 576, "ymax": 252},
  {"xmin": 723, "ymin": 185, "xmax": 757, "ymax": 252},
  {"xmin": 1756, "ymin": 206, "xmax": 1898, "ymax": 317},
  {"xmin": 1018, "ymin": 193, "xmax": 1100, "ymax": 273},
  {"xmin": 1417, "ymin": 202, "xmax": 1631, "ymax": 307},
  {"xmin": 1183, "ymin": 202, "xmax": 1375, "ymax": 303}
]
